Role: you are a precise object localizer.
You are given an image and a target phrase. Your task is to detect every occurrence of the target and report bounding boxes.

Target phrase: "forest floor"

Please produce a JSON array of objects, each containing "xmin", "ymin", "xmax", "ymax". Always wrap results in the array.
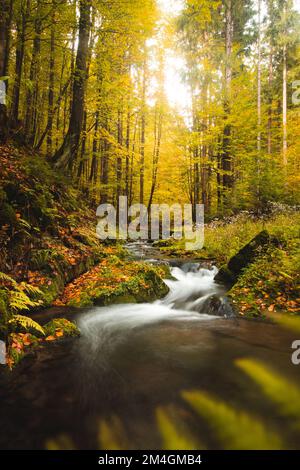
[{"xmin": 0, "ymin": 142, "xmax": 299, "ymax": 367}]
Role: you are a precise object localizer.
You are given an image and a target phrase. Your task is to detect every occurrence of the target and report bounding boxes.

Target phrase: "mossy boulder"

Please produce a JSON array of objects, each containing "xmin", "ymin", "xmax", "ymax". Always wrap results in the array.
[
  {"xmin": 57, "ymin": 257, "xmax": 170, "ymax": 308},
  {"xmin": 44, "ymin": 318, "xmax": 80, "ymax": 338},
  {"xmin": 214, "ymin": 230, "xmax": 274, "ymax": 286}
]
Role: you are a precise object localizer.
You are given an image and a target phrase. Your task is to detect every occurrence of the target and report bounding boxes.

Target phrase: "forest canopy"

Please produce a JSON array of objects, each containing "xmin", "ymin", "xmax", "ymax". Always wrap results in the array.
[{"xmin": 0, "ymin": 0, "xmax": 299, "ymax": 216}]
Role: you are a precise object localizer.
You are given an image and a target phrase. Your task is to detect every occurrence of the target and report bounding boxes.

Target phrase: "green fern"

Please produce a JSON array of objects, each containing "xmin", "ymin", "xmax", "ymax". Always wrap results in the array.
[
  {"xmin": 0, "ymin": 272, "xmax": 18, "ymax": 287},
  {"xmin": 19, "ymin": 282, "xmax": 42, "ymax": 297},
  {"xmin": 9, "ymin": 290, "xmax": 42, "ymax": 311},
  {"xmin": 0, "ymin": 271, "xmax": 44, "ymax": 337},
  {"xmin": 9, "ymin": 314, "xmax": 45, "ymax": 336}
]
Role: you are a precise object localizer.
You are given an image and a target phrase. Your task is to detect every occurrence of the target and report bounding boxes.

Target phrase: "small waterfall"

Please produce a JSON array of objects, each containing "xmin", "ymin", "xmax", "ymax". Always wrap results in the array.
[
  {"xmin": 78, "ymin": 261, "xmax": 234, "ymax": 347},
  {"xmin": 161, "ymin": 264, "xmax": 220, "ymax": 309}
]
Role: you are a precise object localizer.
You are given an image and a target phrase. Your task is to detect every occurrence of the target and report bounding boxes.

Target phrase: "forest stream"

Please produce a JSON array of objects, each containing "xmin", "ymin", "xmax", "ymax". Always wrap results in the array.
[{"xmin": 0, "ymin": 243, "xmax": 299, "ymax": 449}]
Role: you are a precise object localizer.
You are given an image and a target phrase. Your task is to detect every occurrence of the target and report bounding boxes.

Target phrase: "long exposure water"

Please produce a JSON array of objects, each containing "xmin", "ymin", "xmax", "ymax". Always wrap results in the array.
[{"xmin": 0, "ymin": 243, "xmax": 299, "ymax": 449}]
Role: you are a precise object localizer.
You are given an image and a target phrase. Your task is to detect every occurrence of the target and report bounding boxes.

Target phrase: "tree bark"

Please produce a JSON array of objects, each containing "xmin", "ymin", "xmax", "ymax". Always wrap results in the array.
[
  {"xmin": 222, "ymin": 0, "xmax": 233, "ymax": 192},
  {"xmin": 89, "ymin": 111, "xmax": 99, "ymax": 182},
  {"xmin": 282, "ymin": 7, "xmax": 287, "ymax": 167},
  {"xmin": 257, "ymin": 0, "xmax": 261, "ymax": 154},
  {"xmin": 0, "ymin": 0, "xmax": 12, "ymax": 140},
  {"xmin": 10, "ymin": 0, "xmax": 31, "ymax": 129},
  {"xmin": 24, "ymin": 0, "xmax": 42, "ymax": 143},
  {"xmin": 139, "ymin": 59, "xmax": 146, "ymax": 205},
  {"xmin": 52, "ymin": 0, "xmax": 92, "ymax": 170},
  {"xmin": 148, "ymin": 105, "xmax": 162, "ymax": 210},
  {"xmin": 46, "ymin": 4, "xmax": 56, "ymax": 158},
  {"xmin": 267, "ymin": 46, "xmax": 273, "ymax": 155}
]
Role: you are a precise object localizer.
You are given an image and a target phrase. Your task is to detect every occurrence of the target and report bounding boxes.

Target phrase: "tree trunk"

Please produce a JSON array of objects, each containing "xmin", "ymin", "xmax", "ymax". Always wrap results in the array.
[
  {"xmin": 52, "ymin": 0, "xmax": 92, "ymax": 170},
  {"xmin": 267, "ymin": 0, "xmax": 274, "ymax": 156},
  {"xmin": 24, "ymin": 0, "xmax": 42, "ymax": 143},
  {"xmin": 282, "ymin": 30, "xmax": 287, "ymax": 167},
  {"xmin": 139, "ymin": 59, "xmax": 146, "ymax": 205},
  {"xmin": 0, "ymin": 0, "xmax": 12, "ymax": 141},
  {"xmin": 89, "ymin": 111, "xmax": 99, "ymax": 182},
  {"xmin": 46, "ymin": 5, "xmax": 56, "ymax": 158},
  {"xmin": 222, "ymin": 0, "xmax": 233, "ymax": 193},
  {"xmin": 257, "ymin": 0, "xmax": 261, "ymax": 154},
  {"xmin": 129, "ymin": 114, "xmax": 138, "ymax": 206},
  {"xmin": 267, "ymin": 46, "xmax": 273, "ymax": 155},
  {"xmin": 10, "ymin": 0, "xmax": 31, "ymax": 129},
  {"xmin": 125, "ymin": 107, "xmax": 131, "ymax": 197},
  {"xmin": 148, "ymin": 105, "xmax": 162, "ymax": 210},
  {"xmin": 78, "ymin": 111, "xmax": 87, "ymax": 179},
  {"xmin": 116, "ymin": 108, "xmax": 123, "ymax": 205}
]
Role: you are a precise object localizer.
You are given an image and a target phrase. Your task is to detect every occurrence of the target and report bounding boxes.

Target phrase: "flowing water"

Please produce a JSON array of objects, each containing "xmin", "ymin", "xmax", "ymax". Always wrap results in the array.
[{"xmin": 0, "ymin": 243, "xmax": 299, "ymax": 449}]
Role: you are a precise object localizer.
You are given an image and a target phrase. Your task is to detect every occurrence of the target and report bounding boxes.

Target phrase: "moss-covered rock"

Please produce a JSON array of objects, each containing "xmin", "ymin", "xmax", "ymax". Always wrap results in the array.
[
  {"xmin": 6, "ymin": 318, "xmax": 80, "ymax": 368},
  {"xmin": 6, "ymin": 332, "xmax": 40, "ymax": 368},
  {"xmin": 228, "ymin": 243, "xmax": 300, "ymax": 318},
  {"xmin": 44, "ymin": 318, "xmax": 80, "ymax": 337},
  {"xmin": 214, "ymin": 230, "xmax": 274, "ymax": 286},
  {"xmin": 56, "ymin": 257, "xmax": 169, "ymax": 308}
]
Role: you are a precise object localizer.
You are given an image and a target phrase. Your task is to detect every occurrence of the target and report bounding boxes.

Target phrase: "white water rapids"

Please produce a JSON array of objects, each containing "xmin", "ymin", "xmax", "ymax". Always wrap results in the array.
[{"xmin": 77, "ymin": 263, "xmax": 230, "ymax": 348}]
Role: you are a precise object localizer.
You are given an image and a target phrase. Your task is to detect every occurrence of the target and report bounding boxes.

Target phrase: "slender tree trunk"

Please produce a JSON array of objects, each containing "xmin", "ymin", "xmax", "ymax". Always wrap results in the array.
[
  {"xmin": 36, "ymin": 77, "xmax": 70, "ymax": 150},
  {"xmin": 116, "ymin": 108, "xmax": 123, "ymax": 205},
  {"xmin": 267, "ymin": 46, "xmax": 273, "ymax": 155},
  {"xmin": 46, "ymin": 3, "xmax": 56, "ymax": 157},
  {"xmin": 139, "ymin": 59, "xmax": 146, "ymax": 205},
  {"xmin": 100, "ymin": 119, "xmax": 109, "ymax": 204},
  {"xmin": 89, "ymin": 110, "xmax": 99, "ymax": 182},
  {"xmin": 0, "ymin": 0, "xmax": 12, "ymax": 140},
  {"xmin": 222, "ymin": 0, "xmax": 233, "ymax": 193},
  {"xmin": 125, "ymin": 107, "xmax": 131, "ymax": 197},
  {"xmin": 10, "ymin": 0, "xmax": 31, "ymax": 129},
  {"xmin": 78, "ymin": 111, "xmax": 87, "ymax": 178},
  {"xmin": 217, "ymin": 136, "xmax": 222, "ymax": 212},
  {"xmin": 200, "ymin": 80, "xmax": 209, "ymax": 211},
  {"xmin": 256, "ymin": 0, "xmax": 262, "ymax": 201},
  {"xmin": 2, "ymin": 0, "xmax": 13, "ymax": 78},
  {"xmin": 52, "ymin": 0, "xmax": 92, "ymax": 169},
  {"xmin": 148, "ymin": 106, "xmax": 162, "ymax": 210},
  {"xmin": 55, "ymin": 52, "xmax": 66, "ymax": 150},
  {"xmin": 25, "ymin": 0, "xmax": 42, "ymax": 142},
  {"xmin": 282, "ymin": 38, "xmax": 287, "ymax": 166},
  {"xmin": 257, "ymin": 0, "xmax": 261, "ymax": 154},
  {"xmin": 129, "ymin": 114, "xmax": 138, "ymax": 206}
]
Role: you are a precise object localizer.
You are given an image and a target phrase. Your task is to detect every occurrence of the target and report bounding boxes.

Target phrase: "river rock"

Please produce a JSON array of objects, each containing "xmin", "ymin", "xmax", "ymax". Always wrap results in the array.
[
  {"xmin": 214, "ymin": 230, "xmax": 272, "ymax": 286},
  {"xmin": 198, "ymin": 294, "xmax": 236, "ymax": 318}
]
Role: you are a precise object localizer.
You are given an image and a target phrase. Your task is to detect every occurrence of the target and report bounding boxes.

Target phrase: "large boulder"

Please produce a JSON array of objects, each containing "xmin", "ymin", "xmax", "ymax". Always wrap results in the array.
[{"xmin": 214, "ymin": 230, "xmax": 272, "ymax": 286}]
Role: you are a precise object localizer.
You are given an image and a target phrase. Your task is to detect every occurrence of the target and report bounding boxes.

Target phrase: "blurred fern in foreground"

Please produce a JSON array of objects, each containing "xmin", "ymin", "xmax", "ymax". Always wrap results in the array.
[
  {"xmin": 237, "ymin": 362, "xmax": 300, "ymax": 428},
  {"xmin": 181, "ymin": 389, "xmax": 282, "ymax": 450}
]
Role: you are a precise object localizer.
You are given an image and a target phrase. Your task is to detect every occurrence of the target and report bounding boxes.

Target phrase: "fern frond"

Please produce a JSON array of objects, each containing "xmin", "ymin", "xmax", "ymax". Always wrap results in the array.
[
  {"xmin": 20, "ymin": 282, "xmax": 42, "ymax": 296},
  {"xmin": 9, "ymin": 291, "xmax": 41, "ymax": 311},
  {"xmin": 0, "ymin": 272, "xmax": 18, "ymax": 287},
  {"xmin": 9, "ymin": 314, "xmax": 45, "ymax": 336}
]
